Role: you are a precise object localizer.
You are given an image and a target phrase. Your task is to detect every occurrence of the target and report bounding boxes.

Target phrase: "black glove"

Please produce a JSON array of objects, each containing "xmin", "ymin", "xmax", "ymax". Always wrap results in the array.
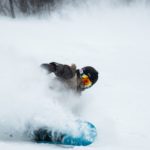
[{"xmin": 41, "ymin": 62, "xmax": 56, "ymax": 73}]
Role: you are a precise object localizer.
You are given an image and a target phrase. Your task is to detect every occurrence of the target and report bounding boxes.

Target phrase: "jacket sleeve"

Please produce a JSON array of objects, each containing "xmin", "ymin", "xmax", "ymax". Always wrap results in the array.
[{"xmin": 41, "ymin": 62, "xmax": 76, "ymax": 80}]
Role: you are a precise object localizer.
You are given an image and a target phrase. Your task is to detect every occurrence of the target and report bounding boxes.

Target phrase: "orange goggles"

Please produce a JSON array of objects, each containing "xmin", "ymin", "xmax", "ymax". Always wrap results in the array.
[{"xmin": 81, "ymin": 74, "xmax": 92, "ymax": 88}]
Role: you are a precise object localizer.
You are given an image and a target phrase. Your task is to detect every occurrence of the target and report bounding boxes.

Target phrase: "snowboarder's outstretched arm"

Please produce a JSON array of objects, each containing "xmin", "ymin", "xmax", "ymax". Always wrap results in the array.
[{"xmin": 41, "ymin": 62, "xmax": 76, "ymax": 80}]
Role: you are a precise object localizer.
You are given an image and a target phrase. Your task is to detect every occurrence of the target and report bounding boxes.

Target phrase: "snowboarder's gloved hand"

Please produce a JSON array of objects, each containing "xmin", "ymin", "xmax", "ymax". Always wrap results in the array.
[
  {"xmin": 41, "ymin": 62, "xmax": 56, "ymax": 73},
  {"xmin": 48, "ymin": 62, "xmax": 57, "ymax": 72}
]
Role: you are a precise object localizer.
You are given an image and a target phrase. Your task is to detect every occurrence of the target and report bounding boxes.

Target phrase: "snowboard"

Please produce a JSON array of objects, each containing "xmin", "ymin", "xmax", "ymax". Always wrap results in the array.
[{"xmin": 32, "ymin": 120, "xmax": 97, "ymax": 146}]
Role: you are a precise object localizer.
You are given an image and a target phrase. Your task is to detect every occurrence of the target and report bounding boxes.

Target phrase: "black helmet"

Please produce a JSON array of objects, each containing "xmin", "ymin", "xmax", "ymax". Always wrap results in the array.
[{"xmin": 82, "ymin": 66, "xmax": 98, "ymax": 85}]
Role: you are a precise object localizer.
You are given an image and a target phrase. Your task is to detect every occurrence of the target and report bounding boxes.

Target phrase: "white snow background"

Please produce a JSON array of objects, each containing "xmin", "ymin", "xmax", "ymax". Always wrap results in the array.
[{"xmin": 0, "ymin": 0, "xmax": 150, "ymax": 150}]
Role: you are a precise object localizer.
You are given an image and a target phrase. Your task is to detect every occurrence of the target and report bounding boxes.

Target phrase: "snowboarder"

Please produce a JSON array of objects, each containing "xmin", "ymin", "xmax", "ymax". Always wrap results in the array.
[{"xmin": 41, "ymin": 62, "xmax": 98, "ymax": 94}]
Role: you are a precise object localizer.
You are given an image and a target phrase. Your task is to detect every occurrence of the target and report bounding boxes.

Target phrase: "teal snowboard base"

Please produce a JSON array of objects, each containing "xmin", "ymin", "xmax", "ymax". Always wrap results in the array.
[{"xmin": 33, "ymin": 120, "xmax": 97, "ymax": 146}]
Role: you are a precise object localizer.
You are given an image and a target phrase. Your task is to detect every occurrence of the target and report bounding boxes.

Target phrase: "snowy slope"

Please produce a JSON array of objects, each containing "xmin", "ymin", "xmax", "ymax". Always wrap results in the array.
[{"xmin": 0, "ymin": 1, "xmax": 150, "ymax": 150}]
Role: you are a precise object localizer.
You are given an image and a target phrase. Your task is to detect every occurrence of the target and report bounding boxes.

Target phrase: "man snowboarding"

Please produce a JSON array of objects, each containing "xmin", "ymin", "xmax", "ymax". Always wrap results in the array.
[
  {"xmin": 32, "ymin": 62, "xmax": 98, "ymax": 145},
  {"xmin": 41, "ymin": 62, "xmax": 98, "ymax": 94}
]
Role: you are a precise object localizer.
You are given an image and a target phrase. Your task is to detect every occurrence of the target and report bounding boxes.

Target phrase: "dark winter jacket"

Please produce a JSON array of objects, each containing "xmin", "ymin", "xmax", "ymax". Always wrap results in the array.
[{"xmin": 41, "ymin": 62, "xmax": 84, "ymax": 93}]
